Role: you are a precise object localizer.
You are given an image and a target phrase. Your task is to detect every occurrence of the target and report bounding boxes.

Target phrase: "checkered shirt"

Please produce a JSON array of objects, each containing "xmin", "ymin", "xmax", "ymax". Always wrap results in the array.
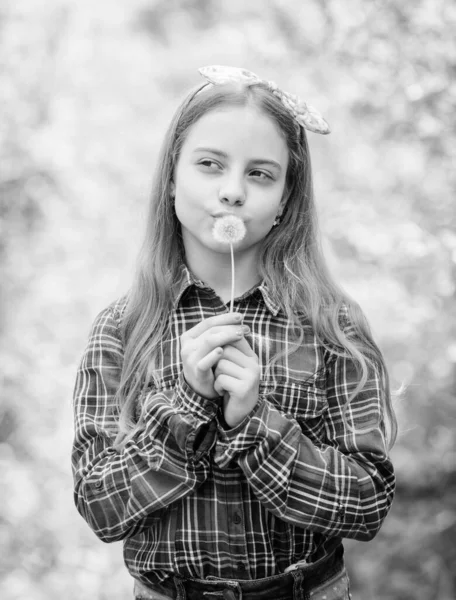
[{"xmin": 72, "ymin": 265, "xmax": 395, "ymax": 585}]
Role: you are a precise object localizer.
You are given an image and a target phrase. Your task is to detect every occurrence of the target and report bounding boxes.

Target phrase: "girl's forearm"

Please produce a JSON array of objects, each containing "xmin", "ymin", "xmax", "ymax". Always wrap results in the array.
[
  {"xmin": 72, "ymin": 308, "xmax": 218, "ymax": 542},
  {"xmin": 72, "ymin": 425, "xmax": 212, "ymax": 543},
  {"xmin": 214, "ymin": 398, "xmax": 395, "ymax": 541}
]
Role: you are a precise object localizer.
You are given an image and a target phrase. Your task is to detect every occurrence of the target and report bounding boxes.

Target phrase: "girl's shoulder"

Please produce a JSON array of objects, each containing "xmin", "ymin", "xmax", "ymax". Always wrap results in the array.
[
  {"xmin": 92, "ymin": 294, "xmax": 130, "ymax": 332},
  {"xmin": 107, "ymin": 294, "xmax": 129, "ymax": 320}
]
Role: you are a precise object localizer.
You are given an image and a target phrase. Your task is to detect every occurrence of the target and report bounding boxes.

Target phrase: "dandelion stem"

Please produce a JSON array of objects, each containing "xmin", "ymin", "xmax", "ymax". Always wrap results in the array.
[{"xmin": 230, "ymin": 242, "xmax": 235, "ymax": 312}]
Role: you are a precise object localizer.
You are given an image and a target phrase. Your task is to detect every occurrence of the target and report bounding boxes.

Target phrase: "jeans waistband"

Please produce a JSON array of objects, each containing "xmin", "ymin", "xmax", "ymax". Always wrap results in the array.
[{"xmin": 138, "ymin": 545, "xmax": 344, "ymax": 600}]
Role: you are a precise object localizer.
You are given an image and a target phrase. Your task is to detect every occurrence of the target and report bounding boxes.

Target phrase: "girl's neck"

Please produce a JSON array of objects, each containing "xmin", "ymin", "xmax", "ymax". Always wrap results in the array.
[{"xmin": 184, "ymin": 245, "xmax": 261, "ymax": 304}]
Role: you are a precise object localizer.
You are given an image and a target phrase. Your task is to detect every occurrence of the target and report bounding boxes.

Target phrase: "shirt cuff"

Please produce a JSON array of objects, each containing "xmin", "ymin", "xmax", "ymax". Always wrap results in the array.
[
  {"xmin": 173, "ymin": 371, "xmax": 220, "ymax": 422},
  {"xmin": 214, "ymin": 398, "xmax": 279, "ymax": 468}
]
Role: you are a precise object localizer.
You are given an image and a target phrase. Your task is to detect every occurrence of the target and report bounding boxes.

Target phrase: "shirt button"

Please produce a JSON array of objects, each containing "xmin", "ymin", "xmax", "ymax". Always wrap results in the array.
[
  {"xmin": 94, "ymin": 480, "xmax": 102, "ymax": 489},
  {"xmin": 233, "ymin": 512, "xmax": 242, "ymax": 524},
  {"xmin": 338, "ymin": 505, "xmax": 346, "ymax": 519}
]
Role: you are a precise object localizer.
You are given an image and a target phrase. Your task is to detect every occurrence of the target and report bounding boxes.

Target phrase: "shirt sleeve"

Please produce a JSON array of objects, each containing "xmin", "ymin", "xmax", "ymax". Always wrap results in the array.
[
  {"xmin": 213, "ymin": 314, "xmax": 395, "ymax": 542},
  {"xmin": 72, "ymin": 305, "xmax": 219, "ymax": 543}
]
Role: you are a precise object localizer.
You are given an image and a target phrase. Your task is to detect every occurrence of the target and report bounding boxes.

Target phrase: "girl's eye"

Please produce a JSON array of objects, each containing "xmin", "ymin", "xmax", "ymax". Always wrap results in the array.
[
  {"xmin": 250, "ymin": 169, "xmax": 272, "ymax": 181},
  {"xmin": 198, "ymin": 159, "xmax": 220, "ymax": 170}
]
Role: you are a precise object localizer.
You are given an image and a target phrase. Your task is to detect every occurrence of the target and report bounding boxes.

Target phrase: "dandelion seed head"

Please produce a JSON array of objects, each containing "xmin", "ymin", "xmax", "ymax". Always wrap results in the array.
[{"xmin": 212, "ymin": 215, "xmax": 246, "ymax": 244}]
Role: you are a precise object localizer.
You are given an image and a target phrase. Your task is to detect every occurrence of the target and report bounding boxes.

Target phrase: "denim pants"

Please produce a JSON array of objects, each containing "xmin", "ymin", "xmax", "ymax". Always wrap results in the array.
[{"xmin": 133, "ymin": 548, "xmax": 351, "ymax": 600}]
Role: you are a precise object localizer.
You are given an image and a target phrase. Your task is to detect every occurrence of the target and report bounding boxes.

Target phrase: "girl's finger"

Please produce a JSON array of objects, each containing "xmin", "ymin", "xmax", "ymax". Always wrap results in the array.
[
  {"xmin": 183, "ymin": 312, "xmax": 243, "ymax": 340},
  {"xmin": 182, "ymin": 324, "xmax": 238, "ymax": 353},
  {"xmin": 230, "ymin": 337, "xmax": 256, "ymax": 357},
  {"xmin": 214, "ymin": 358, "xmax": 243, "ymax": 380},
  {"xmin": 213, "ymin": 377, "xmax": 225, "ymax": 397},
  {"xmin": 182, "ymin": 326, "xmax": 249, "ymax": 366},
  {"xmin": 197, "ymin": 347, "xmax": 223, "ymax": 372},
  {"xmin": 222, "ymin": 342, "xmax": 258, "ymax": 365},
  {"xmin": 214, "ymin": 374, "xmax": 236, "ymax": 396}
]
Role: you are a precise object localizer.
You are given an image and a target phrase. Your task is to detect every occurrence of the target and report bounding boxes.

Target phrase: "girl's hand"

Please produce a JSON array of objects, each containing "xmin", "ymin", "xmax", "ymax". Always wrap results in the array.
[
  {"xmin": 180, "ymin": 313, "xmax": 249, "ymax": 399},
  {"xmin": 213, "ymin": 337, "xmax": 260, "ymax": 428}
]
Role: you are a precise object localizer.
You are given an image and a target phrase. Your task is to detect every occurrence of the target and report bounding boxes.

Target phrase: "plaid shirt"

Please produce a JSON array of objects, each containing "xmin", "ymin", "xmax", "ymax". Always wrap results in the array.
[{"xmin": 72, "ymin": 265, "xmax": 395, "ymax": 585}]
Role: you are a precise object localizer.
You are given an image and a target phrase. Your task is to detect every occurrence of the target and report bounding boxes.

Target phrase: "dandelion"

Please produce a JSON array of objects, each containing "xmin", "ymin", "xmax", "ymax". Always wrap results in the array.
[
  {"xmin": 212, "ymin": 215, "xmax": 246, "ymax": 312},
  {"xmin": 212, "ymin": 215, "xmax": 246, "ymax": 245}
]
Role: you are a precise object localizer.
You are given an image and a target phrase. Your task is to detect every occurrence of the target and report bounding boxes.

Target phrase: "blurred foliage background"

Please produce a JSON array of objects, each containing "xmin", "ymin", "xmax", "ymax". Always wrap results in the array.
[{"xmin": 1, "ymin": 0, "xmax": 455, "ymax": 598}]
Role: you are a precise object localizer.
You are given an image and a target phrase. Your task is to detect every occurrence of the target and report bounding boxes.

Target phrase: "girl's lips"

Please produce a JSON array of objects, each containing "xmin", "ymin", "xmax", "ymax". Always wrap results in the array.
[
  {"xmin": 212, "ymin": 212, "xmax": 236, "ymax": 218},
  {"xmin": 212, "ymin": 212, "xmax": 249, "ymax": 223}
]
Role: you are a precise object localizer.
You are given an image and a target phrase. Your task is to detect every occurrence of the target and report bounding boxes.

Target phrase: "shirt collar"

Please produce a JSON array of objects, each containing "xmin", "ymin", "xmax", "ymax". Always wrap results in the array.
[
  {"xmin": 256, "ymin": 281, "xmax": 281, "ymax": 316},
  {"xmin": 171, "ymin": 263, "xmax": 281, "ymax": 316}
]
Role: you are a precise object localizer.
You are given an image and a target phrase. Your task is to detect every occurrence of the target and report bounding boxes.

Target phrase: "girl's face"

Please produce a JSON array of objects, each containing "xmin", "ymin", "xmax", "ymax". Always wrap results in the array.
[{"xmin": 172, "ymin": 105, "xmax": 289, "ymax": 263}]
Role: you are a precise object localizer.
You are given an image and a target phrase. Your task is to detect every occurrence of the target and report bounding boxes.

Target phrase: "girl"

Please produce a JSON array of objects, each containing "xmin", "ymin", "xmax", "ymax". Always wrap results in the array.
[{"xmin": 72, "ymin": 66, "xmax": 396, "ymax": 600}]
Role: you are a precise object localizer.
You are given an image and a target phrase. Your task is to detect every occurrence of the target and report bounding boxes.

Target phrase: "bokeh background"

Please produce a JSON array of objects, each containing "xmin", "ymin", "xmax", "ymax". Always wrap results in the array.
[{"xmin": 1, "ymin": 0, "xmax": 455, "ymax": 598}]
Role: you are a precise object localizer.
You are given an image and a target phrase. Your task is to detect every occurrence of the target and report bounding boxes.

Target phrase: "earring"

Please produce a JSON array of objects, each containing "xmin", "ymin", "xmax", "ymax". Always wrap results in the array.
[{"xmin": 273, "ymin": 216, "xmax": 281, "ymax": 227}]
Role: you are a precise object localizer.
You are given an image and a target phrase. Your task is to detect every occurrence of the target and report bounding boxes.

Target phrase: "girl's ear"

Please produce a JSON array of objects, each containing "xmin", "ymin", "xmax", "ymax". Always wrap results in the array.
[{"xmin": 278, "ymin": 190, "xmax": 289, "ymax": 216}]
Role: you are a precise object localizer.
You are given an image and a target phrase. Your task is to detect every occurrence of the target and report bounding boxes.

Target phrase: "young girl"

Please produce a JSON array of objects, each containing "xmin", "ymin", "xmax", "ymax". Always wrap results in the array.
[{"xmin": 72, "ymin": 66, "xmax": 396, "ymax": 600}]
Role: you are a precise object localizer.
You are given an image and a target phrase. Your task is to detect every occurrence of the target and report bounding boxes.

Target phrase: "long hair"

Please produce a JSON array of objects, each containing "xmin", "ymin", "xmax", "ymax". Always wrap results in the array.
[{"xmin": 113, "ymin": 81, "xmax": 397, "ymax": 450}]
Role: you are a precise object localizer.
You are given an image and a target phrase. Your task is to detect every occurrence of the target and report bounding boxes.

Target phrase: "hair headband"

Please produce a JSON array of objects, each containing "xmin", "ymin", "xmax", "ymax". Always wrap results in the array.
[{"xmin": 198, "ymin": 65, "xmax": 330, "ymax": 135}]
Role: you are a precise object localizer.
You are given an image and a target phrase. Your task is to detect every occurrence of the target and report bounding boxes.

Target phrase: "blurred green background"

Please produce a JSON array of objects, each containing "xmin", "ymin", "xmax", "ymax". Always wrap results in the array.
[{"xmin": 1, "ymin": 1, "xmax": 455, "ymax": 598}]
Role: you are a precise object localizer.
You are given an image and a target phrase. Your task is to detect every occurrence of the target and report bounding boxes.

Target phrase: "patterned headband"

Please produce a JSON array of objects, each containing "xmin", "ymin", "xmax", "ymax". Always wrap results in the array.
[{"xmin": 198, "ymin": 65, "xmax": 330, "ymax": 135}]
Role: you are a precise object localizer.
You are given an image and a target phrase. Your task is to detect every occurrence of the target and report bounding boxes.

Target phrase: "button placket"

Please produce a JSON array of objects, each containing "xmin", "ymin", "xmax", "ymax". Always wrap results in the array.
[
  {"xmin": 236, "ymin": 561, "xmax": 246, "ymax": 573},
  {"xmin": 232, "ymin": 511, "xmax": 242, "ymax": 525}
]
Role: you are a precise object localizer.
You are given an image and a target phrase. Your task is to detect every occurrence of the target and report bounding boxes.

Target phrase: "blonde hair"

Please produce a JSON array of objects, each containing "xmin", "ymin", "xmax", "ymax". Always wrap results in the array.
[{"xmin": 114, "ymin": 81, "xmax": 397, "ymax": 450}]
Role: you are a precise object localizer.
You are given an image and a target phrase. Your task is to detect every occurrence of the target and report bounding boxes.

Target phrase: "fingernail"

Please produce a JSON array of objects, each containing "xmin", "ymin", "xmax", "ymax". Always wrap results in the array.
[
  {"xmin": 234, "ymin": 313, "xmax": 242, "ymax": 321},
  {"xmin": 241, "ymin": 325, "xmax": 250, "ymax": 334}
]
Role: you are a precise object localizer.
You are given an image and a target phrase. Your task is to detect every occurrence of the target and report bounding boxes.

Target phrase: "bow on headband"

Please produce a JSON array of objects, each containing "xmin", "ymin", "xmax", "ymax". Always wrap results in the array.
[{"xmin": 198, "ymin": 65, "xmax": 330, "ymax": 135}]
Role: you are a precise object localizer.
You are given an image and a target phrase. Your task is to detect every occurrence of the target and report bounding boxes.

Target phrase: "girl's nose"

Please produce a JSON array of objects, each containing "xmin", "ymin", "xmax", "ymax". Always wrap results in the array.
[{"xmin": 218, "ymin": 176, "xmax": 246, "ymax": 206}]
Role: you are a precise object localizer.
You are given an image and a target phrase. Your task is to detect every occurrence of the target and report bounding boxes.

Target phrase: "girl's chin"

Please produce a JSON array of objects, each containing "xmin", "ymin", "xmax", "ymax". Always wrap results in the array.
[{"xmin": 210, "ymin": 240, "xmax": 238, "ymax": 254}]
